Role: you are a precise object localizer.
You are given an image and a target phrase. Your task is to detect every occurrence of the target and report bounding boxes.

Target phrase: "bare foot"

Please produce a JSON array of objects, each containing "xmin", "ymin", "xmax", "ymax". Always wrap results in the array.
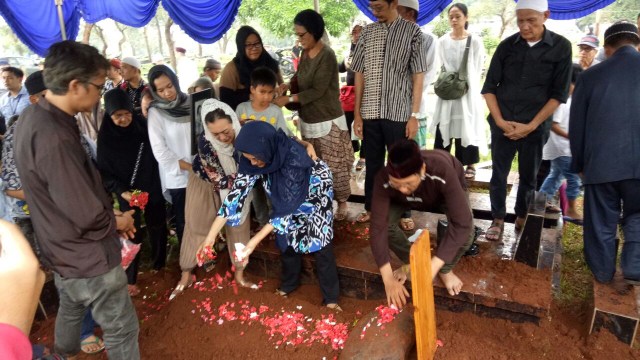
[{"xmin": 439, "ymin": 271, "xmax": 463, "ymax": 296}]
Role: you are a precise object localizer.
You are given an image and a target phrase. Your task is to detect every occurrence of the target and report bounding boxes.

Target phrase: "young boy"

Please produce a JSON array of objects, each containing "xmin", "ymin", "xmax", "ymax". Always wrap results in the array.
[
  {"xmin": 539, "ymin": 64, "xmax": 583, "ymax": 223},
  {"xmin": 236, "ymin": 67, "xmax": 292, "ymax": 136}
]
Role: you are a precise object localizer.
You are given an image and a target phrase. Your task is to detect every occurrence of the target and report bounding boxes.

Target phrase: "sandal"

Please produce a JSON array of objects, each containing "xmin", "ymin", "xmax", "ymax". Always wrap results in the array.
[
  {"xmin": 464, "ymin": 166, "xmax": 476, "ymax": 179},
  {"xmin": 545, "ymin": 203, "xmax": 562, "ymax": 214},
  {"xmin": 335, "ymin": 205, "xmax": 348, "ymax": 222},
  {"xmin": 274, "ymin": 288, "xmax": 288, "ymax": 297},
  {"xmin": 237, "ymin": 278, "xmax": 259, "ymax": 289},
  {"xmin": 169, "ymin": 276, "xmax": 195, "ymax": 301},
  {"xmin": 128, "ymin": 284, "xmax": 141, "ymax": 297},
  {"xmin": 563, "ymin": 216, "xmax": 583, "ymax": 226},
  {"xmin": 356, "ymin": 211, "xmax": 371, "ymax": 223},
  {"xmin": 355, "ymin": 159, "xmax": 366, "ymax": 172},
  {"xmin": 485, "ymin": 221, "xmax": 504, "ymax": 241},
  {"xmin": 326, "ymin": 303, "xmax": 343, "ymax": 312},
  {"xmin": 399, "ymin": 217, "xmax": 415, "ymax": 231},
  {"xmin": 515, "ymin": 217, "xmax": 526, "ymax": 232},
  {"xmin": 80, "ymin": 335, "xmax": 105, "ymax": 354}
]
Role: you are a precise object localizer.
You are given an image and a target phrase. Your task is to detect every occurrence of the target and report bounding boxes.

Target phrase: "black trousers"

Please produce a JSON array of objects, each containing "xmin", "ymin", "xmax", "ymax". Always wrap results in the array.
[
  {"xmin": 489, "ymin": 122, "xmax": 548, "ymax": 219},
  {"xmin": 344, "ymin": 111, "xmax": 362, "ymax": 154},
  {"xmin": 584, "ymin": 180, "xmax": 640, "ymax": 283},
  {"xmin": 119, "ymin": 197, "xmax": 168, "ymax": 284},
  {"xmin": 363, "ymin": 119, "xmax": 407, "ymax": 211},
  {"xmin": 434, "ymin": 125, "xmax": 480, "ymax": 166},
  {"xmin": 168, "ymin": 188, "xmax": 186, "ymax": 244},
  {"xmin": 280, "ymin": 244, "xmax": 340, "ymax": 305}
]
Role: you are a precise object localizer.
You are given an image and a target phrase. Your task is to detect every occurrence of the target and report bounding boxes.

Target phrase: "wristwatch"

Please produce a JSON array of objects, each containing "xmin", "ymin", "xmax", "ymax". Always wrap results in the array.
[{"xmin": 410, "ymin": 112, "xmax": 420, "ymax": 118}]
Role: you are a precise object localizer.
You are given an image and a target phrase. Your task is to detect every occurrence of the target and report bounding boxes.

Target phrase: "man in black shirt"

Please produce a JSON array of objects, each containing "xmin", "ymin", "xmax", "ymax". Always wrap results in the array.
[{"xmin": 481, "ymin": 0, "xmax": 572, "ymax": 240}]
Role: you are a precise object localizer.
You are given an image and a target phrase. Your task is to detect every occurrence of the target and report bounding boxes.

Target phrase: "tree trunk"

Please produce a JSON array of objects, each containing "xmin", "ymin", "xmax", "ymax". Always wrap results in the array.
[
  {"xmin": 82, "ymin": 23, "xmax": 94, "ymax": 44},
  {"xmin": 143, "ymin": 27, "xmax": 153, "ymax": 63},
  {"xmin": 93, "ymin": 25, "xmax": 108, "ymax": 56},
  {"xmin": 115, "ymin": 23, "xmax": 127, "ymax": 56},
  {"xmin": 165, "ymin": 18, "xmax": 176, "ymax": 70},
  {"xmin": 198, "ymin": 43, "xmax": 203, "ymax": 58},
  {"xmin": 155, "ymin": 17, "xmax": 165, "ymax": 56},
  {"xmin": 219, "ymin": 32, "xmax": 230, "ymax": 54}
]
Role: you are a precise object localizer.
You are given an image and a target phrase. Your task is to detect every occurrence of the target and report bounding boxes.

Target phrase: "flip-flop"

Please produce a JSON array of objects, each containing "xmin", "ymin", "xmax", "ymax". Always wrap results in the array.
[
  {"xmin": 464, "ymin": 167, "xmax": 476, "ymax": 179},
  {"xmin": 80, "ymin": 336, "xmax": 105, "ymax": 354},
  {"xmin": 356, "ymin": 211, "xmax": 370, "ymax": 223},
  {"xmin": 563, "ymin": 216, "xmax": 583, "ymax": 226},
  {"xmin": 485, "ymin": 221, "xmax": 504, "ymax": 241},
  {"xmin": 335, "ymin": 208, "xmax": 348, "ymax": 222},
  {"xmin": 355, "ymin": 159, "xmax": 366, "ymax": 172}
]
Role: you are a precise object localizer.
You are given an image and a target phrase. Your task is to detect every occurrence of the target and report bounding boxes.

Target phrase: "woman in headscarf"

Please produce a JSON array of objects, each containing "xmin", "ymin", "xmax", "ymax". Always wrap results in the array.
[
  {"xmin": 170, "ymin": 99, "xmax": 255, "ymax": 300},
  {"xmin": 147, "ymin": 65, "xmax": 192, "ymax": 245},
  {"xmin": 274, "ymin": 10, "xmax": 354, "ymax": 222},
  {"xmin": 219, "ymin": 26, "xmax": 283, "ymax": 110},
  {"xmin": 97, "ymin": 88, "xmax": 167, "ymax": 296},
  {"xmin": 198, "ymin": 121, "xmax": 342, "ymax": 311}
]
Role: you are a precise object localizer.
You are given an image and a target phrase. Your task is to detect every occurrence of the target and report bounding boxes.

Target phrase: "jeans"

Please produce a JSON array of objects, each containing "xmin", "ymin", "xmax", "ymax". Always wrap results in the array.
[
  {"xmin": 80, "ymin": 311, "xmax": 97, "ymax": 341},
  {"xmin": 54, "ymin": 266, "xmax": 140, "ymax": 359},
  {"xmin": 280, "ymin": 244, "xmax": 340, "ymax": 304},
  {"xmin": 584, "ymin": 180, "xmax": 640, "ymax": 283},
  {"xmin": 539, "ymin": 156, "xmax": 581, "ymax": 201}
]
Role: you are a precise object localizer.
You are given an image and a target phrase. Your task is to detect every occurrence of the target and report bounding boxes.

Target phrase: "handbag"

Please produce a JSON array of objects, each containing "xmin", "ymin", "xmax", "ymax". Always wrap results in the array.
[
  {"xmin": 285, "ymin": 73, "xmax": 301, "ymax": 111},
  {"xmin": 339, "ymin": 85, "xmax": 356, "ymax": 112},
  {"xmin": 434, "ymin": 35, "xmax": 472, "ymax": 100}
]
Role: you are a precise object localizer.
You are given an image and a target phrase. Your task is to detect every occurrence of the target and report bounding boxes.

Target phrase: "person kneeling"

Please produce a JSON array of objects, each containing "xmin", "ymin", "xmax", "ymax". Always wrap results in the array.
[{"xmin": 370, "ymin": 140, "xmax": 475, "ymax": 308}]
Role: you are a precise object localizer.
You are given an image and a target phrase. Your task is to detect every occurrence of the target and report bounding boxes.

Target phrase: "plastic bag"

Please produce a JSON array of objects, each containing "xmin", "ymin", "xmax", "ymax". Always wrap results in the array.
[{"xmin": 120, "ymin": 236, "xmax": 141, "ymax": 270}]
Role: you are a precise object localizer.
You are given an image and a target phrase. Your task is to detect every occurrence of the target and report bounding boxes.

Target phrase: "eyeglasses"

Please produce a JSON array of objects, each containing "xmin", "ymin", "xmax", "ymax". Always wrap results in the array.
[
  {"xmin": 112, "ymin": 112, "xmax": 132, "ymax": 120},
  {"xmin": 369, "ymin": 4, "xmax": 387, "ymax": 14},
  {"xmin": 578, "ymin": 46, "xmax": 595, "ymax": 52},
  {"xmin": 244, "ymin": 42, "xmax": 262, "ymax": 50},
  {"xmin": 87, "ymin": 81, "xmax": 106, "ymax": 94},
  {"xmin": 295, "ymin": 31, "xmax": 308, "ymax": 39}
]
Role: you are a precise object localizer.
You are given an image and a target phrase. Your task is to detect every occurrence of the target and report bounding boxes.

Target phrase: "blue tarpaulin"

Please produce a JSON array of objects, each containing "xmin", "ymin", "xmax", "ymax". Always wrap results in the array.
[{"xmin": 0, "ymin": 0, "xmax": 620, "ymax": 56}]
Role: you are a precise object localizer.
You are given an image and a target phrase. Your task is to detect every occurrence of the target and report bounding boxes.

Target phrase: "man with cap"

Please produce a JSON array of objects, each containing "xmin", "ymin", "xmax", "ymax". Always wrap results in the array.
[
  {"xmin": 569, "ymin": 21, "xmax": 640, "ymax": 286},
  {"xmin": 369, "ymin": 139, "xmax": 474, "ymax": 308},
  {"xmin": 175, "ymin": 47, "xmax": 198, "ymax": 92},
  {"xmin": 104, "ymin": 58, "xmax": 123, "ymax": 92},
  {"xmin": 350, "ymin": 0, "xmax": 428, "ymax": 224},
  {"xmin": 203, "ymin": 58, "xmax": 222, "ymax": 98},
  {"xmin": 119, "ymin": 57, "xmax": 147, "ymax": 118},
  {"xmin": 481, "ymin": 0, "xmax": 572, "ymax": 240},
  {"xmin": 577, "ymin": 35, "xmax": 600, "ymax": 70}
]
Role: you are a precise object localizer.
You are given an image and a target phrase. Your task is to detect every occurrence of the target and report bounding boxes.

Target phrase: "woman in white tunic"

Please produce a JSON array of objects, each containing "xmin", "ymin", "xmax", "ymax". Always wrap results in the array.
[{"xmin": 431, "ymin": 3, "xmax": 487, "ymax": 179}]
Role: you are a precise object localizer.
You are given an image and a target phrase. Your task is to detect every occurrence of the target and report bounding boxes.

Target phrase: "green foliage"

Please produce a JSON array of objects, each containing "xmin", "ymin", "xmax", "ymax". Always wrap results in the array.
[
  {"xmin": 481, "ymin": 28, "xmax": 500, "ymax": 55},
  {"xmin": 576, "ymin": 0, "xmax": 640, "ymax": 31},
  {"xmin": 238, "ymin": 0, "xmax": 359, "ymax": 38},
  {"xmin": 432, "ymin": 15, "xmax": 450, "ymax": 38}
]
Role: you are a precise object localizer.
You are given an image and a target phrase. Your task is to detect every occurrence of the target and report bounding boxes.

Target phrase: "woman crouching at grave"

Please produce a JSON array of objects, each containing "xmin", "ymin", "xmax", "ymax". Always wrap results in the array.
[
  {"xmin": 97, "ymin": 88, "xmax": 167, "ymax": 297},
  {"xmin": 198, "ymin": 121, "xmax": 342, "ymax": 311},
  {"xmin": 170, "ymin": 99, "xmax": 254, "ymax": 300},
  {"xmin": 369, "ymin": 139, "xmax": 475, "ymax": 308}
]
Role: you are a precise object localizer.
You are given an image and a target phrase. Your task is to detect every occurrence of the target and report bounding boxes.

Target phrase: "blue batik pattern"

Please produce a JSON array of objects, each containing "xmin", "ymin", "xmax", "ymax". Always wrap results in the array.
[{"xmin": 219, "ymin": 160, "xmax": 334, "ymax": 254}]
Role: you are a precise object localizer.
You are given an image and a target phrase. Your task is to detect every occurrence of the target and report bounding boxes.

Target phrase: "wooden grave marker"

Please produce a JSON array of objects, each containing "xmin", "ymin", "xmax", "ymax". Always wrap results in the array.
[{"xmin": 410, "ymin": 230, "xmax": 437, "ymax": 359}]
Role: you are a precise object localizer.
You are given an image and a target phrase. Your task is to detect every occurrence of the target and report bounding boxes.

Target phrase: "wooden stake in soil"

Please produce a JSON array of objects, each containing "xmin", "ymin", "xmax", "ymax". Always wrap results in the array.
[{"xmin": 410, "ymin": 230, "xmax": 437, "ymax": 359}]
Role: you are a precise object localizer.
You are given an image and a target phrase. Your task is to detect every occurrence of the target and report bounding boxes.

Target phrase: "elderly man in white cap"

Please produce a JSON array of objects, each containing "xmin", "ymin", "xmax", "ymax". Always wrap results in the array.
[
  {"xmin": 480, "ymin": 0, "xmax": 572, "ymax": 241},
  {"xmin": 120, "ymin": 57, "xmax": 147, "ymax": 118}
]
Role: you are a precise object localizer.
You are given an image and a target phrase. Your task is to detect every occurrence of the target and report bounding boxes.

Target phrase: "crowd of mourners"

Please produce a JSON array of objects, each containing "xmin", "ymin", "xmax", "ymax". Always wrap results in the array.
[{"xmin": 1, "ymin": 0, "xmax": 639, "ymax": 359}]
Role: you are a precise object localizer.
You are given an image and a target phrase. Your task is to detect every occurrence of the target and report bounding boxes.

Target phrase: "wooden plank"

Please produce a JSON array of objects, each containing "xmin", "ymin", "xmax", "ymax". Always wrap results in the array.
[
  {"xmin": 410, "ymin": 230, "xmax": 437, "ymax": 359},
  {"xmin": 514, "ymin": 192, "xmax": 546, "ymax": 268},
  {"xmin": 590, "ymin": 277, "xmax": 640, "ymax": 346}
]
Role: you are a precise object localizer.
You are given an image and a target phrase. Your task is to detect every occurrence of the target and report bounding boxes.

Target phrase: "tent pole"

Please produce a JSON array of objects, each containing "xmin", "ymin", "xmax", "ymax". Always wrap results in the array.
[{"xmin": 55, "ymin": 0, "xmax": 67, "ymax": 40}]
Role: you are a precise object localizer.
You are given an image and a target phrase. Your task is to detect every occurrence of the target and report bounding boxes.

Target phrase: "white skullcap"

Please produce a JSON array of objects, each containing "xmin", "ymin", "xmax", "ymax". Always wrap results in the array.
[
  {"xmin": 397, "ymin": 0, "xmax": 419, "ymax": 12},
  {"xmin": 515, "ymin": 0, "xmax": 548, "ymax": 12},
  {"xmin": 121, "ymin": 57, "xmax": 141, "ymax": 69}
]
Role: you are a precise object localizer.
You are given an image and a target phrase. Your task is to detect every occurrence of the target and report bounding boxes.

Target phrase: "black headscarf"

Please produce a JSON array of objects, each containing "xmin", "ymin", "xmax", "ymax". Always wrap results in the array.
[
  {"xmin": 148, "ymin": 65, "xmax": 191, "ymax": 121},
  {"xmin": 98, "ymin": 89, "xmax": 160, "ymax": 198},
  {"xmin": 233, "ymin": 26, "xmax": 280, "ymax": 90}
]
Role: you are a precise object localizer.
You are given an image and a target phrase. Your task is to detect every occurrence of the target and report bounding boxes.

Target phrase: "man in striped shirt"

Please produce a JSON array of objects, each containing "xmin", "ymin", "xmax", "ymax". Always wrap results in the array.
[{"xmin": 351, "ymin": 0, "xmax": 428, "ymax": 223}]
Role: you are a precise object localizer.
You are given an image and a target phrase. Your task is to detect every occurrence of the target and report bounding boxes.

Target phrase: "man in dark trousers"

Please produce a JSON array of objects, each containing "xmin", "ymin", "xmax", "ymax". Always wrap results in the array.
[
  {"xmin": 14, "ymin": 41, "xmax": 139, "ymax": 360},
  {"xmin": 569, "ymin": 21, "xmax": 640, "ymax": 285},
  {"xmin": 481, "ymin": 0, "xmax": 572, "ymax": 240}
]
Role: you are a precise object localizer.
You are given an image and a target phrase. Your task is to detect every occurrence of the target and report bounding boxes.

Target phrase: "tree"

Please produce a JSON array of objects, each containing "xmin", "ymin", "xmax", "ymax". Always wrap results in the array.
[
  {"xmin": 165, "ymin": 18, "xmax": 176, "ymax": 70},
  {"xmin": 240, "ymin": 0, "xmax": 359, "ymax": 38},
  {"xmin": 114, "ymin": 22, "xmax": 128, "ymax": 56},
  {"xmin": 143, "ymin": 26, "xmax": 153, "ymax": 62},
  {"xmin": 92, "ymin": 24, "xmax": 108, "ymax": 56},
  {"xmin": 471, "ymin": 0, "xmax": 516, "ymax": 39},
  {"xmin": 576, "ymin": 0, "xmax": 640, "ymax": 35},
  {"xmin": 81, "ymin": 23, "xmax": 94, "ymax": 44}
]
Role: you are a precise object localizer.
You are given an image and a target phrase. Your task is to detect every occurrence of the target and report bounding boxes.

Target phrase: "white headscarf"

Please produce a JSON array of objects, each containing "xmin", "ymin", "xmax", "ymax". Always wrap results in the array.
[{"xmin": 199, "ymin": 99, "xmax": 252, "ymax": 223}]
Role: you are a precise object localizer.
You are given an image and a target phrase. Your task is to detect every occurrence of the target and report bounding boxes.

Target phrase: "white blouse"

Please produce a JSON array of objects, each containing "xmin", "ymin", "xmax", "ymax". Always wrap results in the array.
[
  {"xmin": 147, "ymin": 107, "xmax": 192, "ymax": 191},
  {"xmin": 431, "ymin": 33, "xmax": 487, "ymax": 153}
]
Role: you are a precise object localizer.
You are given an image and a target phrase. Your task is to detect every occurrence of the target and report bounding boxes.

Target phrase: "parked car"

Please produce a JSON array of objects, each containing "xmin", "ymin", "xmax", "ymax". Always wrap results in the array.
[{"xmin": 0, "ymin": 56, "xmax": 41, "ymax": 78}]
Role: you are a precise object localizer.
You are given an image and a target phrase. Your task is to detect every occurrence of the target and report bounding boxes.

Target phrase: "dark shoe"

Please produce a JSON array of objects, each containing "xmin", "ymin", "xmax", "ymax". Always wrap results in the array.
[{"xmin": 464, "ymin": 243, "xmax": 480, "ymax": 257}]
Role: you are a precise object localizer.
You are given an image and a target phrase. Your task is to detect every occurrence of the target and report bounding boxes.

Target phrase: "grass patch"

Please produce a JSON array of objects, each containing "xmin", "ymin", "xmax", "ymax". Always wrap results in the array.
[
  {"xmin": 556, "ymin": 221, "xmax": 593, "ymax": 308},
  {"xmin": 468, "ymin": 186, "xmax": 489, "ymax": 194}
]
